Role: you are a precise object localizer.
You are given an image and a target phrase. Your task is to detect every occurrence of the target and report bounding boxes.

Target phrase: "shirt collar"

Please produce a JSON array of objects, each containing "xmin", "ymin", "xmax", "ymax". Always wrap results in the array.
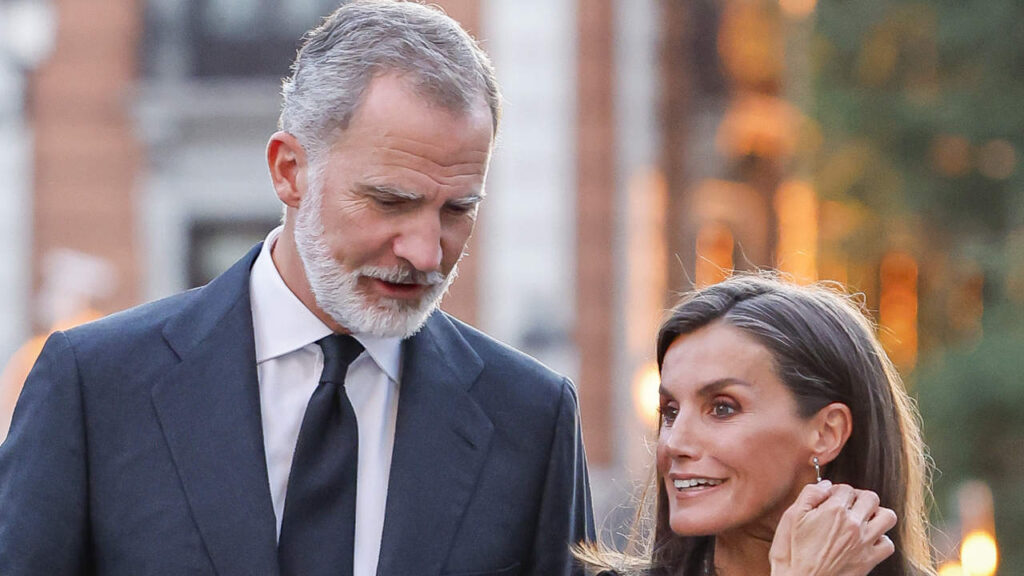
[{"xmin": 249, "ymin": 226, "xmax": 403, "ymax": 382}]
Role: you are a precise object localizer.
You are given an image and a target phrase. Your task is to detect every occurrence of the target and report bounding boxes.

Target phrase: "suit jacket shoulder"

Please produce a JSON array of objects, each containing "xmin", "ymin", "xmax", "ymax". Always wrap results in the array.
[
  {"xmin": 385, "ymin": 310, "xmax": 594, "ymax": 576},
  {"xmin": 0, "ymin": 244, "xmax": 278, "ymax": 576},
  {"xmin": 439, "ymin": 311, "xmax": 577, "ymax": 414},
  {"xmin": 62, "ymin": 242, "xmax": 259, "ymax": 377}
]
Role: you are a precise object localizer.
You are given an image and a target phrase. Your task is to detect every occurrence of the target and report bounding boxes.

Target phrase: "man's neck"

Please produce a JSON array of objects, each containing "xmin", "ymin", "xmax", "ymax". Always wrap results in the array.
[{"xmin": 270, "ymin": 225, "xmax": 348, "ymax": 334}]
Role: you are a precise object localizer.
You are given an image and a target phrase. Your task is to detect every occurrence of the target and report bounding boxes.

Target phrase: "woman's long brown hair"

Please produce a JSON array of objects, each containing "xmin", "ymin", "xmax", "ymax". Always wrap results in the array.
[{"xmin": 576, "ymin": 274, "xmax": 935, "ymax": 576}]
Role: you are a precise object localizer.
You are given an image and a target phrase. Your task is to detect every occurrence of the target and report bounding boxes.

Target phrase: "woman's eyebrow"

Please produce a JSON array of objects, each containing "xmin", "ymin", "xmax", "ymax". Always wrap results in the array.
[{"xmin": 659, "ymin": 377, "xmax": 752, "ymax": 400}]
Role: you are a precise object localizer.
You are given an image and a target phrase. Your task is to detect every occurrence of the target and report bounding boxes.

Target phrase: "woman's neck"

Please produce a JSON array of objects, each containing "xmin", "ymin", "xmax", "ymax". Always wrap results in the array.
[{"xmin": 711, "ymin": 529, "xmax": 774, "ymax": 576}]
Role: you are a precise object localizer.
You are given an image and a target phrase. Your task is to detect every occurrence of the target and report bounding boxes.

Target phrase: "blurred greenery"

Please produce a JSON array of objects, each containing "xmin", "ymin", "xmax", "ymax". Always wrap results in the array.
[
  {"xmin": 915, "ymin": 307, "xmax": 1024, "ymax": 571},
  {"xmin": 814, "ymin": 0, "xmax": 1024, "ymax": 571}
]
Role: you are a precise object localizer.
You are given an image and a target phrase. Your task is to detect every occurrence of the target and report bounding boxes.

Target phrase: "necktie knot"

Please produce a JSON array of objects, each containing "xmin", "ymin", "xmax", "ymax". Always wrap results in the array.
[{"xmin": 316, "ymin": 334, "xmax": 364, "ymax": 384}]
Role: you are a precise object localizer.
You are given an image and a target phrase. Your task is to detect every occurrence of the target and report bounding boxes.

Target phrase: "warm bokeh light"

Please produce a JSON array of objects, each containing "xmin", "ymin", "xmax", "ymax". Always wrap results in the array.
[
  {"xmin": 716, "ymin": 94, "xmax": 802, "ymax": 160},
  {"xmin": 632, "ymin": 362, "xmax": 662, "ymax": 427},
  {"xmin": 718, "ymin": 2, "xmax": 783, "ymax": 89},
  {"xmin": 818, "ymin": 200, "xmax": 866, "ymax": 243},
  {"xmin": 879, "ymin": 250, "xmax": 919, "ymax": 370},
  {"xmin": 977, "ymin": 139, "xmax": 1017, "ymax": 180},
  {"xmin": 948, "ymin": 262, "xmax": 984, "ymax": 340},
  {"xmin": 960, "ymin": 531, "xmax": 998, "ymax": 576},
  {"xmin": 857, "ymin": 26, "xmax": 899, "ymax": 86},
  {"xmin": 958, "ymin": 482, "xmax": 997, "ymax": 541},
  {"xmin": 931, "ymin": 134, "xmax": 972, "ymax": 177},
  {"xmin": 1, "ymin": 308, "xmax": 104, "ymax": 443},
  {"xmin": 696, "ymin": 222, "xmax": 735, "ymax": 288},
  {"xmin": 1006, "ymin": 227, "xmax": 1024, "ymax": 304},
  {"xmin": 937, "ymin": 562, "xmax": 964, "ymax": 576},
  {"xmin": 624, "ymin": 169, "xmax": 669, "ymax": 356},
  {"xmin": 779, "ymin": 0, "xmax": 817, "ymax": 20},
  {"xmin": 775, "ymin": 180, "xmax": 818, "ymax": 284}
]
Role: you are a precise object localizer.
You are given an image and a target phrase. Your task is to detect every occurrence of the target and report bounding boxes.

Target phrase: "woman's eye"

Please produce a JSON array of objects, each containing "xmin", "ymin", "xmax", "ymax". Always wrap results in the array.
[
  {"xmin": 711, "ymin": 401, "xmax": 737, "ymax": 418},
  {"xmin": 659, "ymin": 405, "xmax": 679, "ymax": 426}
]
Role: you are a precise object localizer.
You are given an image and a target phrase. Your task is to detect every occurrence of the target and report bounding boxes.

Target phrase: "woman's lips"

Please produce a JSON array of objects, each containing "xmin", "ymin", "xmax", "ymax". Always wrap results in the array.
[{"xmin": 668, "ymin": 476, "xmax": 727, "ymax": 497}]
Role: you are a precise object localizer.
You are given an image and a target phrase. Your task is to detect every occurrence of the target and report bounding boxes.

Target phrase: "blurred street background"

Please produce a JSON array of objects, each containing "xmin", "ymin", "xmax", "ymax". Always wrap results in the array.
[{"xmin": 0, "ymin": 1, "xmax": 1020, "ymax": 573}]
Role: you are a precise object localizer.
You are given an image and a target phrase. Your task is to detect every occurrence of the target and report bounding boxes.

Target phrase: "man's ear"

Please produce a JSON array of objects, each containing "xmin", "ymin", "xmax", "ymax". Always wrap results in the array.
[
  {"xmin": 809, "ymin": 402, "xmax": 853, "ymax": 466},
  {"xmin": 267, "ymin": 131, "xmax": 309, "ymax": 209}
]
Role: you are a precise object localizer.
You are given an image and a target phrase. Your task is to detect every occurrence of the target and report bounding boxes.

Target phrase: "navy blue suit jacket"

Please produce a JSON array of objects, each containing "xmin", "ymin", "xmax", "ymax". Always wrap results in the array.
[{"xmin": 0, "ymin": 245, "xmax": 595, "ymax": 575}]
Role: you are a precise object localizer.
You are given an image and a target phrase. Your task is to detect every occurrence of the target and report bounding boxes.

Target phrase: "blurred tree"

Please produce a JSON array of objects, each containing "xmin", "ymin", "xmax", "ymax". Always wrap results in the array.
[
  {"xmin": 813, "ymin": 0, "xmax": 1024, "ymax": 570},
  {"xmin": 915, "ymin": 307, "xmax": 1024, "ymax": 571}
]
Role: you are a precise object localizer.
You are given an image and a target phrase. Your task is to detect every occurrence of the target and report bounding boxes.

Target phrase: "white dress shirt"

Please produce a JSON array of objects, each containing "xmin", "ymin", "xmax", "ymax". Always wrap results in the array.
[{"xmin": 249, "ymin": 227, "xmax": 402, "ymax": 576}]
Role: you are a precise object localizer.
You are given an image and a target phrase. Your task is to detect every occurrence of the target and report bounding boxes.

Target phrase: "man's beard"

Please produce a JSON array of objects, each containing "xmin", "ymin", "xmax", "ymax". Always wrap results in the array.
[{"xmin": 292, "ymin": 171, "xmax": 459, "ymax": 339}]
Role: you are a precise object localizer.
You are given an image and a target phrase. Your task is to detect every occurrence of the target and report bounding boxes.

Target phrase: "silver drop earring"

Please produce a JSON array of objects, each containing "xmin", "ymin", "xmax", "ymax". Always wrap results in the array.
[{"xmin": 813, "ymin": 456, "xmax": 822, "ymax": 483}]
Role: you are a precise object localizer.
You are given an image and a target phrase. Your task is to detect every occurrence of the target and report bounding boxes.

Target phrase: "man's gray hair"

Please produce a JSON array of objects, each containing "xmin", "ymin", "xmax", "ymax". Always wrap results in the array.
[{"xmin": 279, "ymin": 0, "xmax": 501, "ymax": 161}]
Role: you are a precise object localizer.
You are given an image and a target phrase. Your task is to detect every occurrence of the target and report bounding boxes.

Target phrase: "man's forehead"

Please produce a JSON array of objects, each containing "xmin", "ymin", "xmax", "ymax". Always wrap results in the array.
[{"xmin": 346, "ymin": 71, "xmax": 495, "ymax": 135}]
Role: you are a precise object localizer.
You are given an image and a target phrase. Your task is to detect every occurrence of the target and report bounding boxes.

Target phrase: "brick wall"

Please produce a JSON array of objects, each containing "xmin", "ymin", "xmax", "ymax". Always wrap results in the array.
[
  {"xmin": 29, "ymin": 0, "xmax": 143, "ymax": 329},
  {"xmin": 576, "ymin": 0, "xmax": 616, "ymax": 465}
]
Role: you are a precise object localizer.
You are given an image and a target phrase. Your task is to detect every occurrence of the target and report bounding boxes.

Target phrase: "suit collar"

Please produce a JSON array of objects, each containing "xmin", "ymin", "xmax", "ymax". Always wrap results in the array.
[
  {"xmin": 249, "ymin": 230, "xmax": 332, "ymax": 364},
  {"xmin": 152, "ymin": 244, "xmax": 281, "ymax": 576},
  {"xmin": 250, "ymin": 229, "xmax": 403, "ymax": 380},
  {"xmin": 377, "ymin": 312, "xmax": 491, "ymax": 575},
  {"xmin": 161, "ymin": 243, "xmax": 263, "ymax": 359},
  {"xmin": 404, "ymin": 311, "xmax": 484, "ymax": 390}
]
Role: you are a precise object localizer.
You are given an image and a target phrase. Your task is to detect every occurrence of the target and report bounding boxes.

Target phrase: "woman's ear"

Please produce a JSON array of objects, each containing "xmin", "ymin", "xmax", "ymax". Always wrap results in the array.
[
  {"xmin": 809, "ymin": 402, "xmax": 852, "ymax": 466},
  {"xmin": 267, "ymin": 131, "xmax": 309, "ymax": 209}
]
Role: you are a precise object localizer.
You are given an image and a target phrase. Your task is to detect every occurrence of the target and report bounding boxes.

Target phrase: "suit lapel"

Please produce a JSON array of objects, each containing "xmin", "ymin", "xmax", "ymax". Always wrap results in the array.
[
  {"xmin": 376, "ymin": 313, "xmax": 490, "ymax": 576},
  {"xmin": 151, "ymin": 244, "xmax": 280, "ymax": 576}
]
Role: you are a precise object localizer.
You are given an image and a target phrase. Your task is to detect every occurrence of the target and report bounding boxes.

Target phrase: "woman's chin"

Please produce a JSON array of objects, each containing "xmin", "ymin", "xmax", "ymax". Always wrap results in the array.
[
  {"xmin": 668, "ymin": 516, "xmax": 726, "ymax": 537},
  {"xmin": 670, "ymin": 513, "xmax": 784, "ymax": 544}
]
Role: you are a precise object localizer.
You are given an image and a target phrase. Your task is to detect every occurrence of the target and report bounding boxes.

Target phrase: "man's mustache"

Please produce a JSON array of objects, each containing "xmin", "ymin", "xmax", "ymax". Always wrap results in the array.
[{"xmin": 359, "ymin": 265, "xmax": 446, "ymax": 287}]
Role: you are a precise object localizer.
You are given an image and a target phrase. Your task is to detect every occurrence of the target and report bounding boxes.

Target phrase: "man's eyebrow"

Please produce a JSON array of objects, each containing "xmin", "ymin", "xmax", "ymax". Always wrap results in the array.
[
  {"xmin": 447, "ymin": 193, "xmax": 486, "ymax": 208},
  {"xmin": 356, "ymin": 184, "xmax": 485, "ymax": 208},
  {"xmin": 357, "ymin": 184, "xmax": 421, "ymax": 201}
]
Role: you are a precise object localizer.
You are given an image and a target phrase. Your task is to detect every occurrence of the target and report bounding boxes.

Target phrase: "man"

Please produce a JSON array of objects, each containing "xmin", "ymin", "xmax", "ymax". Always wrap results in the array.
[{"xmin": 0, "ymin": 2, "xmax": 594, "ymax": 575}]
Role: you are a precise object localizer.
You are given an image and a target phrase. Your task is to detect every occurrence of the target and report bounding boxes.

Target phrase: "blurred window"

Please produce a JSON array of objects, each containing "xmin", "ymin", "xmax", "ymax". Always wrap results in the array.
[
  {"xmin": 144, "ymin": 0, "xmax": 344, "ymax": 78},
  {"xmin": 203, "ymin": 0, "xmax": 260, "ymax": 40},
  {"xmin": 189, "ymin": 0, "xmax": 341, "ymax": 77},
  {"xmin": 188, "ymin": 218, "xmax": 279, "ymax": 287}
]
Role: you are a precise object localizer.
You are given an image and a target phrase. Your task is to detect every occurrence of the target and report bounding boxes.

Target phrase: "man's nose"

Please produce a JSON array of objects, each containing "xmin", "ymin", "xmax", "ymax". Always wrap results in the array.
[{"xmin": 392, "ymin": 215, "xmax": 443, "ymax": 273}]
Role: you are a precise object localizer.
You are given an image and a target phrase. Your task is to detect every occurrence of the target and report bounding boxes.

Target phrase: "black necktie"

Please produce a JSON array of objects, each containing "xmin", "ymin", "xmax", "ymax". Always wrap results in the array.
[{"xmin": 278, "ymin": 334, "xmax": 364, "ymax": 576}]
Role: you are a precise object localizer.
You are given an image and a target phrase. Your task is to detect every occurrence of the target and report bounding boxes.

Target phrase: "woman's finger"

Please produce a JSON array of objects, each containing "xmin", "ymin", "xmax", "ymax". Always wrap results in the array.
[
  {"xmin": 769, "ymin": 480, "xmax": 833, "ymax": 566},
  {"xmin": 788, "ymin": 480, "xmax": 834, "ymax": 517},
  {"xmin": 863, "ymin": 507, "xmax": 898, "ymax": 543},
  {"xmin": 848, "ymin": 489, "xmax": 880, "ymax": 524},
  {"xmin": 866, "ymin": 534, "xmax": 896, "ymax": 567},
  {"xmin": 827, "ymin": 483, "xmax": 857, "ymax": 510}
]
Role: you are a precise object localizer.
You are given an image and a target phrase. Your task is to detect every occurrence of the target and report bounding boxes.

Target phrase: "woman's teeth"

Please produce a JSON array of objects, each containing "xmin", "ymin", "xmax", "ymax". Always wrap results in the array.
[{"xmin": 674, "ymin": 478, "xmax": 723, "ymax": 489}]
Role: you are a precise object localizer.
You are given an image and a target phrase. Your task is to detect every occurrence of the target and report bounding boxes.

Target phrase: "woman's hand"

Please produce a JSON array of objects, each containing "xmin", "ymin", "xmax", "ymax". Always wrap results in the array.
[{"xmin": 769, "ymin": 481, "xmax": 897, "ymax": 576}]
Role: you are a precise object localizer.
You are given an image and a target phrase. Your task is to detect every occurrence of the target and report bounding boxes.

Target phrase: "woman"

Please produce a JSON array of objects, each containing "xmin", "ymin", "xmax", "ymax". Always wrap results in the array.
[{"xmin": 579, "ymin": 274, "xmax": 934, "ymax": 576}]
